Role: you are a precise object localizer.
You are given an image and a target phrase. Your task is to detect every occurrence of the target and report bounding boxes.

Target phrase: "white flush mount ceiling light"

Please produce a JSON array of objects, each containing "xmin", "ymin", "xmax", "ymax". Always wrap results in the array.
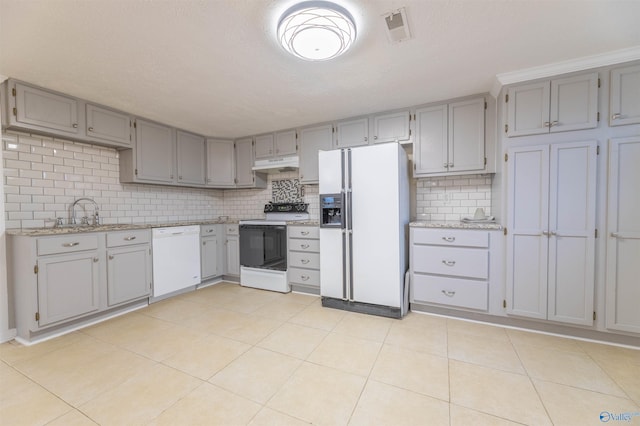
[{"xmin": 277, "ymin": 1, "xmax": 356, "ymax": 61}]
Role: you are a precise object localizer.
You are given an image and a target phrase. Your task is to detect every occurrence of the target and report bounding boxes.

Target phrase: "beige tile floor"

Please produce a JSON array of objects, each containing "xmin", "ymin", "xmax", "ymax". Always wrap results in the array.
[{"xmin": 1, "ymin": 282, "xmax": 639, "ymax": 426}]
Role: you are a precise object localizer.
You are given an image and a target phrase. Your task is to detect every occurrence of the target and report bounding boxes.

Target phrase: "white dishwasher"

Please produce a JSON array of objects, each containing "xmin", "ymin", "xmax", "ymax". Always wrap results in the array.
[{"xmin": 152, "ymin": 225, "xmax": 201, "ymax": 299}]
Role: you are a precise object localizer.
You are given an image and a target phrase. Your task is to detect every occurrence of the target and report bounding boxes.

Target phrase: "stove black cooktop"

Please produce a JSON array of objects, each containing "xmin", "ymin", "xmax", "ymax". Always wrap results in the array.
[{"xmin": 264, "ymin": 202, "xmax": 308, "ymax": 213}]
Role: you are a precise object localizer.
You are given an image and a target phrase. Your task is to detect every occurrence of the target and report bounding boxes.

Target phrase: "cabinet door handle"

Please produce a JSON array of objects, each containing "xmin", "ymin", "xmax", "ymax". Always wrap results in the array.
[
  {"xmin": 72, "ymin": 123, "xmax": 78, "ymax": 128},
  {"xmin": 301, "ymin": 259, "xmax": 310, "ymax": 264},
  {"xmin": 88, "ymin": 127, "xmax": 94, "ymax": 132},
  {"xmin": 93, "ymin": 257, "xmax": 99, "ymax": 262},
  {"xmin": 202, "ymin": 241, "xmax": 206, "ymax": 245},
  {"xmin": 443, "ymin": 163, "xmax": 448, "ymax": 168},
  {"xmin": 541, "ymin": 230, "xmax": 549, "ymax": 236},
  {"xmin": 442, "ymin": 290, "xmax": 456, "ymax": 297},
  {"xmin": 124, "ymin": 236, "xmax": 137, "ymax": 241},
  {"xmin": 301, "ymin": 275, "xmax": 310, "ymax": 281},
  {"xmin": 442, "ymin": 260, "xmax": 456, "ymax": 266},
  {"xmin": 300, "ymin": 231, "xmax": 309, "ymax": 236},
  {"xmin": 63, "ymin": 242, "xmax": 80, "ymax": 247},
  {"xmin": 364, "ymin": 136, "xmax": 368, "ymax": 142},
  {"xmin": 108, "ymin": 255, "xmax": 114, "ymax": 260},
  {"xmin": 448, "ymin": 163, "xmax": 454, "ymax": 168},
  {"xmin": 300, "ymin": 244, "xmax": 310, "ymax": 249},
  {"xmin": 207, "ymin": 229, "xmax": 214, "ymax": 233},
  {"xmin": 544, "ymin": 121, "xmax": 551, "ymax": 127},
  {"xmin": 374, "ymin": 135, "xmax": 378, "ymax": 140},
  {"xmin": 611, "ymin": 113, "xmax": 622, "ymax": 120},
  {"xmin": 442, "ymin": 237, "xmax": 455, "ymax": 243},
  {"xmin": 550, "ymin": 121, "xmax": 559, "ymax": 127}
]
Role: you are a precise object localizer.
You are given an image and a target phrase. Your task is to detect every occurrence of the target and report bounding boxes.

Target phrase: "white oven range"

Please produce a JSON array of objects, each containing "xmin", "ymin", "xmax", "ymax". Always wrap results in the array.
[{"xmin": 239, "ymin": 203, "xmax": 309, "ymax": 293}]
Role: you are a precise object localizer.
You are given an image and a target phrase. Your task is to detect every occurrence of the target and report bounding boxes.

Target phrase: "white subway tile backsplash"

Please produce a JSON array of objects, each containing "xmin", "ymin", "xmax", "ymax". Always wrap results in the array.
[
  {"xmin": 415, "ymin": 174, "xmax": 492, "ymax": 221},
  {"xmin": 4, "ymin": 131, "xmax": 490, "ymax": 228}
]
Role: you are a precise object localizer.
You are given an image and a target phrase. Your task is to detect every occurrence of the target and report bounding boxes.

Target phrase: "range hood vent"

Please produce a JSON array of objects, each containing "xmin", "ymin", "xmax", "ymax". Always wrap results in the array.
[{"xmin": 252, "ymin": 156, "xmax": 299, "ymax": 173}]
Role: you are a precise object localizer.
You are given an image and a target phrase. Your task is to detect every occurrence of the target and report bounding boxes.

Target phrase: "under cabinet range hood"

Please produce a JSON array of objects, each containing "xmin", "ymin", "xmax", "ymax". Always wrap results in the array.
[{"xmin": 252, "ymin": 156, "xmax": 299, "ymax": 173}]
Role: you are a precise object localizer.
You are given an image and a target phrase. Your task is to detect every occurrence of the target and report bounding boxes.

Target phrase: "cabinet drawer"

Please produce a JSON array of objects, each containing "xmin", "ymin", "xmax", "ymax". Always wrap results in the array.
[
  {"xmin": 289, "ymin": 226, "xmax": 319, "ymax": 239},
  {"xmin": 412, "ymin": 228, "xmax": 488, "ymax": 248},
  {"xmin": 412, "ymin": 274, "xmax": 488, "ymax": 310},
  {"xmin": 201, "ymin": 224, "xmax": 218, "ymax": 236},
  {"xmin": 37, "ymin": 234, "xmax": 99, "ymax": 256},
  {"xmin": 288, "ymin": 239, "xmax": 320, "ymax": 253},
  {"xmin": 288, "ymin": 268, "xmax": 320, "ymax": 287},
  {"xmin": 106, "ymin": 229, "xmax": 151, "ymax": 247},
  {"xmin": 225, "ymin": 224, "xmax": 239, "ymax": 235},
  {"xmin": 289, "ymin": 252, "xmax": 320, "ymax": 270},
  {"xmin": 413, "ymin": 246, "xmax": 488, "ymax": 279}
]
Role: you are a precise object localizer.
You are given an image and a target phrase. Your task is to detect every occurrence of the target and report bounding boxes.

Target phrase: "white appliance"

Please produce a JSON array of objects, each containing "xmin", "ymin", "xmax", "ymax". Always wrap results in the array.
[
  {"xmin": 319, "ymin": 143, "xmax": 410, "ymax": 318},
  {"xmin": 151, "ymin": 225, "xmax": 201, "ymax": 299},
  {"xmin": 239, "ymin": 204, "xmax": 309, "ymax": 293}
]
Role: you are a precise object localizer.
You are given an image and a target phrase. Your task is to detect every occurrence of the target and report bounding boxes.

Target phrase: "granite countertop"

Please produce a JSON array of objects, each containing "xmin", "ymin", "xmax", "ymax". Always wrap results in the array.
[
  {"xmin": 287, "ymin": 220, "xmax": 320, "ymax": 226},
  {"xmin": 6, "ymin": 219, "xmax": 240, "ymax": 237},
  {"xmin": 409, "ymin": 220, "xmax": 503, "ymax": 230}
]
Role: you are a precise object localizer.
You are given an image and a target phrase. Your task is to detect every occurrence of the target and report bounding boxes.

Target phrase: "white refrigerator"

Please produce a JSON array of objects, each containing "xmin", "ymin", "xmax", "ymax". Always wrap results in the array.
[{"xmin": 319, "ymin": 143, "xmax": 410, "ymax": 318}]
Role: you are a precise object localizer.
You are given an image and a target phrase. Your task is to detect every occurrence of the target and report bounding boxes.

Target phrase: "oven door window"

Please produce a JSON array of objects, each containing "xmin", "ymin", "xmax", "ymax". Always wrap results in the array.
[{"xmin": 240, "ymin": 225, "xmax": 287, "ymax": 271}]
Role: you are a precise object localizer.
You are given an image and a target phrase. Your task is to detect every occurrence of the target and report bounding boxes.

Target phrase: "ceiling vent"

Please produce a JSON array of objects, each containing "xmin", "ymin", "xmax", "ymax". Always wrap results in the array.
[{"xmin": 383, "ymin": 8, "xmax": 411, "ymax": 44}]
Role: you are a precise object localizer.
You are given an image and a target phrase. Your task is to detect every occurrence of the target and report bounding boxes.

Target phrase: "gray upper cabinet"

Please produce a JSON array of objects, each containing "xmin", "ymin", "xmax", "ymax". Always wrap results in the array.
[
  {"xmin": 414, "ymin": 104, "xmax": 448, "ymax": 175},
  {"xmin": 85, "ymin": 103, "xmax": 132, "ymax": 147},
  {"xmin": 255, "ymin": 130, "xmax": 297, "ymax": 159},
  {"xmin": 414, "ymin": 97, "xmax": 485, "ymax": 176},
  {"xmin": 10, "ymin": 80, "xmax": 80, "ymax": 135},
  {"xmin": 299, "ymin": 124, "xmax": 333, "ymax": 184},
  {"xmin": 506, "ymin": 72, "xmax": 598, "ymax": 137},
  {"xmin": 335, "ymin": 117, "xmax": 368, "ymax": 148},
  {"xmin": 176, "ymin": 130, "xmax": 206, "ymax": 186},
  {"xmin": 133, "ymin": 119, "xmax": 175, "ymax": 183},
  {"xmin": 236, "ymin": 137, "xmax": 267, "ymax": 188},
  {"xmin": 254, "ymin": 134, "xmax": 275, "ymax": 159},
  {"xmin": 235, "ymin": 138, "xmax": 255, "ymax": 187},
  {"xmin": 275, "ymin": 129, "xmax": 298, "ymax": 156},
  {"xmin": 372, "ymin": 110, "xmax": 411, "ymax": 144},
  {"xmin": 609, "ymin": 64, "xmax": 640, "ymax": 126},
  {"xmin": 206, "ymin": 139, "xmax": 235, "ymax": 187}
]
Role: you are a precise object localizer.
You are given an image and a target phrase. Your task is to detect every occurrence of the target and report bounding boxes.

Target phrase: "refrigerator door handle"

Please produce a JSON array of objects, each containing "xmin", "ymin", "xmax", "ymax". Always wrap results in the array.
[
  {"xmin": 341, "ymin": 229, "xmax": 348, "ymax": 300},
  {"xmin": 346, "ymin": 148, "xmax": 354, "ymax": 301}
]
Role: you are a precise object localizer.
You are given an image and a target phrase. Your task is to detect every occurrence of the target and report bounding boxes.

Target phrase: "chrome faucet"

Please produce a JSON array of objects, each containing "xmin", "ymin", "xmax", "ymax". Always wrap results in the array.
[{"xmin": 71, "ymin": 198, "xmax": 100, "ymax": 226}]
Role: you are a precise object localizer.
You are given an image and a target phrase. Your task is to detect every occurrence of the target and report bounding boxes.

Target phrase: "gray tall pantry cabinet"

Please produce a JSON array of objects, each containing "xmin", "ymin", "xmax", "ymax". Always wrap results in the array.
[
  {"xmin": 506, "ymin": 141, "xmax": 597, "ymax": 325},
  {"xmin": 605, "ymin": 136, "xmax": 640, "ymax": 334}
]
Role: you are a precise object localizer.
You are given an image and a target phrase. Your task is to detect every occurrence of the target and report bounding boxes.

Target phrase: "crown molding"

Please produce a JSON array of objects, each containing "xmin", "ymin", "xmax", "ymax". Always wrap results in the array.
[
  {"xmin": 0, "ymin": 75, "xmax": 7, "ymax": 83},
  {"xmin": 490, "ymin": 46, "xmax": 640, "ymax": 97}
]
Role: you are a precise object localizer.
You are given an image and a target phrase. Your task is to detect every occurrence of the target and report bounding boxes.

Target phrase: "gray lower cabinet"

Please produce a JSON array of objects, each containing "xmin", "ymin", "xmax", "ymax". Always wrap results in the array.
[
  {"xmin": 411, "ymin": 228, "xmax": 495, "ymax": 312},
  {"xmin": 106, "ymin": 229, "xmax": 152, "ymax": 306},
  {"xmin": 7, "ymin": 230, "xmax": 152, "ymax": 343},
  {"xmin": 201, "ymin": 224, "xmax": 220, "ymax": 280},
  {"xmin": 225, "ymin": 224, "xmax": 240, "ymax": 277},
  {"xmin": 288, "ymin": 225, "xmax": 320, "ymax": 294},
  {"xmin": 37, "ymin": 250, "xmax": 101, "ymax": 327}
]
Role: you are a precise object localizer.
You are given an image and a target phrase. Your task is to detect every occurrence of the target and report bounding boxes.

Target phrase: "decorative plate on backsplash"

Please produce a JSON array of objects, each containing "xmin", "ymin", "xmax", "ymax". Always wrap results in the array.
[{"xmin": 272, "ymin": 179, "xmax": 304, "ymax": 203}]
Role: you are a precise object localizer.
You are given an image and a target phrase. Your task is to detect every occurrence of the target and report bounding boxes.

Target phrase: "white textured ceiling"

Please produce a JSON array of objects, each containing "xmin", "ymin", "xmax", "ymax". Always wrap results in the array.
[{"xmin": 1, "ymin": 0, "xmax": 639, "ymax": 138}]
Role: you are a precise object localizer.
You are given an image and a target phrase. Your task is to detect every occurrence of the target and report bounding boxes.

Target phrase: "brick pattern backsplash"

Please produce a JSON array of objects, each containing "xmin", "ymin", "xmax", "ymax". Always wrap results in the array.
[
  {"xmin": 415, "ymin": 174, "xmax": 492, "ymax": 221},
  {"xmin": 2, "ymin": 131, "xmax": 321, "ymax": 228}
]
